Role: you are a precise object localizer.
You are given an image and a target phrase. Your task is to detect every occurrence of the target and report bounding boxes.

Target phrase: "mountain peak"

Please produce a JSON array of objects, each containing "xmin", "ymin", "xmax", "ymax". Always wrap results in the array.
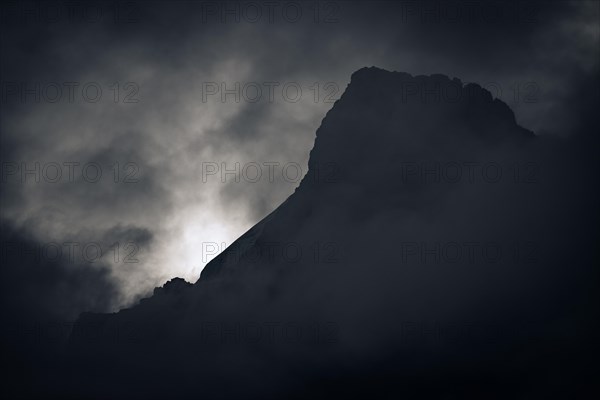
[
  {"xmin": 66, "ymin": 67, "xmax": 591, "ymax": 400},
  {"xmin": 303, "ymin": 67, "xmax": 533, "ymax": 192}
]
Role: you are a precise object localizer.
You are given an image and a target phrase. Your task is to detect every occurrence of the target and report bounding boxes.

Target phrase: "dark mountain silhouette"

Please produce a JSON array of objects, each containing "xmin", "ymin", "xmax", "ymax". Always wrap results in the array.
[{"xmin": 66, "ymin": 67, "xmax": 598, "ymax": 399}]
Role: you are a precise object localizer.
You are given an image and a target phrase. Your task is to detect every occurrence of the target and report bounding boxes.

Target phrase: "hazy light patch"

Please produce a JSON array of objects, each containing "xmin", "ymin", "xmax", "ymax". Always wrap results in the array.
[{"xmin": 159, "ymin": 204, "xmax": 247, "ymax": 283}]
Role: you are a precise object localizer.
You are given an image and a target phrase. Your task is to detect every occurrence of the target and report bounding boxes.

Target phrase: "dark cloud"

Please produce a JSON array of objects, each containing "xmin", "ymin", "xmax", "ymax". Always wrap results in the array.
[
  {"xmin": 0, "ymin": 219, "xmax": 118, "ymax": 318},
  {"xmin": 2, "ymin": 2, "xmax": 597, "ymax": 298},
  {"xmin": 0, "ymin": 218, "xmax": 119, "ymax": 396}
]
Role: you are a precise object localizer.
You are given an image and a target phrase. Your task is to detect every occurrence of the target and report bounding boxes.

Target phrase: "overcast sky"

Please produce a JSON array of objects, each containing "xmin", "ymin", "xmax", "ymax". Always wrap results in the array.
[{"xmin": 1, "ymin": 0, "xmax": 598, "ymax": 311}]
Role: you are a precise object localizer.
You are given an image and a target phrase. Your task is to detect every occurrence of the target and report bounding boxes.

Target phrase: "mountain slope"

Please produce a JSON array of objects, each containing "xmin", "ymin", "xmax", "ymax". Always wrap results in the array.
[{"xmin": 67, "ymin": 67, "xmax": 598, "ymax": 400}]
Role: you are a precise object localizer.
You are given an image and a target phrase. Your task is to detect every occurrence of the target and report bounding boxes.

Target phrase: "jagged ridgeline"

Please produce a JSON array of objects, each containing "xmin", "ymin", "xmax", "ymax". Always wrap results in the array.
[{"xmin": 67, "ymin": 68, "xmax": 597, "ymax": 399}]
